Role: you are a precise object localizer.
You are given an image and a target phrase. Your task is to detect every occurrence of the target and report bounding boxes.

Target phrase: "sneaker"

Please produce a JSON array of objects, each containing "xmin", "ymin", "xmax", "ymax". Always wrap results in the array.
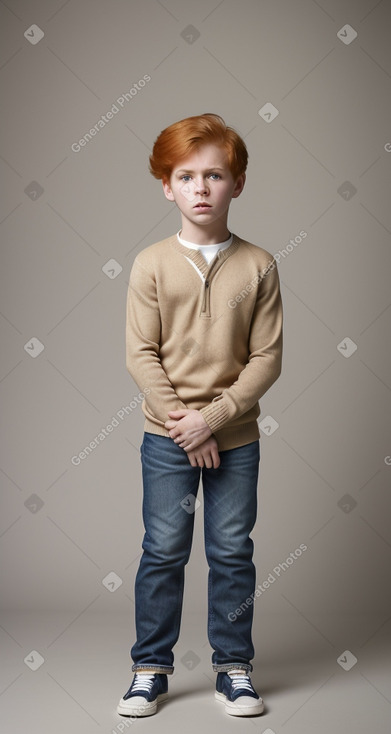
[
  {"xmin": 215, "ymin": 669, "xmax": 264, "ymax": 716},
  {"xmin": 117, "ymin": 672, "xmax": 168, "ymax": 717}
]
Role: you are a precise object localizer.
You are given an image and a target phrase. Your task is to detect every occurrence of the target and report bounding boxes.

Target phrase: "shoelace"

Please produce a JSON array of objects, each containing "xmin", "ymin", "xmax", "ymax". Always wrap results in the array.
[
  {"xmin": 131, "ymin": 674, "xmax": 155, "ymax": 694},
  {"xmin": 229, "ymin": 675, "xmax": 254, "ymax": 693}
]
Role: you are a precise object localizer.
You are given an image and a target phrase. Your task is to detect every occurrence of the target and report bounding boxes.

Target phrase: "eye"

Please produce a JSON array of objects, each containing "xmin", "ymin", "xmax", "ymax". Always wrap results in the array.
[
  {"xmin": 181, "ymin": 175, "xmax": 191, "ymax": 182},
  {"xmin": 209, "ymin": 173, "xmax": 221, "ymax": 180}
]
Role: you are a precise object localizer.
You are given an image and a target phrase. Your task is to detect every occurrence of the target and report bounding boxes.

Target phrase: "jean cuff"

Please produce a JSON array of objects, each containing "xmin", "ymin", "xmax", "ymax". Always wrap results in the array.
[
  {"xmin": 213, "ymin": 662, "xmax": 253, "ymax": 673},
  {"xmin": 132, "ymin": 664, "xmax": 174, "ymax": 675}
]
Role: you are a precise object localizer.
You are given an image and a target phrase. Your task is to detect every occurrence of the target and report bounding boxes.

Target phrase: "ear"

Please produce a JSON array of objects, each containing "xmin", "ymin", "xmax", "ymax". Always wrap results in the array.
[
  {"xmin": 162, "ymin": 177, "xmax": 175, "ymax": 202},
  {"xmin": 232, "ymin": 172, "xmax": 246, "ymax": 199}
]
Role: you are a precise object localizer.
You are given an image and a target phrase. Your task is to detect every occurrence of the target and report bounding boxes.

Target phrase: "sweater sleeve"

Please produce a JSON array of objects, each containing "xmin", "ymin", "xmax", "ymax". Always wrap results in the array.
[
  {"xmin": 199, "ymin": 260, "xmax": 283, "ymax": 432},
  {"xmin": 126, "ymin": 257, "xmax": 188, "ymax": 421}
]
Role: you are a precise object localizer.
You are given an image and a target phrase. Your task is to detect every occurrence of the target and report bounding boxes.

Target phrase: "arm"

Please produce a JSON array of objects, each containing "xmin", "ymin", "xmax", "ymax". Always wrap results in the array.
[
  {"xmin": 166, "ymin": 260, "xmax": 283, "ymax": 446},
  {"xmin": 126, "ymin": 256, "xmax": 188, "ymax": 422},
  {"xmin": 126, "ymin": 258, "xmax": 219, "ymax": 467}
]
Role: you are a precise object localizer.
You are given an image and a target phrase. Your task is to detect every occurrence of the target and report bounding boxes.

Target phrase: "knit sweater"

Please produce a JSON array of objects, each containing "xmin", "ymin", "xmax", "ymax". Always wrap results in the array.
[{"xmin": 126, "ymin": 232, "xmax": 283, "ymax": 451}]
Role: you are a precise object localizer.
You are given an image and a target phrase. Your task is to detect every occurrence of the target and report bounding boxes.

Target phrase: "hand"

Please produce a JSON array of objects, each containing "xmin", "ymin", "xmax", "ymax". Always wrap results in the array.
[
  {"xmin": 187, "ymin": 435, "xmax": 221, "ymax": 469},
  {"xmin": 165, "ymin": 409, "xmax": 212, "ymax": 452}
]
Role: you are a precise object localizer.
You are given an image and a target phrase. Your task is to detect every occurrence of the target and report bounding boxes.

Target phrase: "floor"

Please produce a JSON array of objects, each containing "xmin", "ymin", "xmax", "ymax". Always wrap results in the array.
[{"xmin": 1, "ymin": 609, "xmax": 390, "ymax": 734}]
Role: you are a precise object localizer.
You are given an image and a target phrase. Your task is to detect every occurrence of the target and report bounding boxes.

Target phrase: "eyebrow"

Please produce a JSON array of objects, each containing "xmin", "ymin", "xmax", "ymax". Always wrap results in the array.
[{"xmin": 175, "ymin": 167, "xmax": 226, "ymax": 174}]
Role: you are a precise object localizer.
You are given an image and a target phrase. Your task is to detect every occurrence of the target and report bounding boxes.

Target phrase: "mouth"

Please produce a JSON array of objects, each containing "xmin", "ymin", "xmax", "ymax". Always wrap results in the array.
[{"xmin": 193, "ymin": 202, "xmax": 212, "ymax": 209}]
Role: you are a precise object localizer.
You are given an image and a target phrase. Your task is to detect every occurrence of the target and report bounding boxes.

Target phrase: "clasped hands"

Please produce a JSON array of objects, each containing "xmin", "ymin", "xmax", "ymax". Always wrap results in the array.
[{"xmin": 164, "ymin": 409, "xmax": 220, "ymax": 469}]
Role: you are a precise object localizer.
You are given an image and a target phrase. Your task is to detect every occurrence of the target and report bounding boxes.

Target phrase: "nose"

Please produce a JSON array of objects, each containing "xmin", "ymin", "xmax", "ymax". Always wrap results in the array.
[{"xmin": 194, "ymin": 176, "xmax": 209, "ymax": 193}]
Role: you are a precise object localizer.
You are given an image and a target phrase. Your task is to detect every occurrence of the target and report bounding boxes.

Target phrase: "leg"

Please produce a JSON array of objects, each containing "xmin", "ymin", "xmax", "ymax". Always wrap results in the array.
[
  {"xmin": 202, "ymin": 440, "xmax": 260, "ymax": 673},
  {"xmin": 130, "ymin": 432, "xmax": 201, "ymax": 674}
]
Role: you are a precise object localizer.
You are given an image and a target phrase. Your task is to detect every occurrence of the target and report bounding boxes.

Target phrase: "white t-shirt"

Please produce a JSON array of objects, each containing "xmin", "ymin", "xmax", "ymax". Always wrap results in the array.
[{"xmin": 177, "ymin": 230, "xmax": 233, "ymax": 280}]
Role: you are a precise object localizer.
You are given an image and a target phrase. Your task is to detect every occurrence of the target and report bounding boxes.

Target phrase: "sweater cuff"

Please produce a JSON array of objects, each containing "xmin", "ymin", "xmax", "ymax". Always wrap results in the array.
[{"xmin": 200, "ymin": 401, "xmax": 231, "ymax": 433}]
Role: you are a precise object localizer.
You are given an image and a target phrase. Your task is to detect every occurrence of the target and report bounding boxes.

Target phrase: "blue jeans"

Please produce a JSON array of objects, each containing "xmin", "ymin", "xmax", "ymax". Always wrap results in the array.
[{"xmin": 130, "ymin": 432, "xmax": 260, "ymax": 674}]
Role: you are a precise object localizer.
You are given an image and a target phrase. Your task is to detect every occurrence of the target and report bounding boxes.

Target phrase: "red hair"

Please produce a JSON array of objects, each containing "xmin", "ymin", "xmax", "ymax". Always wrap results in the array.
[{"xmin": 149, "ymin": 113, "xmax": 248, "ymax": 183}]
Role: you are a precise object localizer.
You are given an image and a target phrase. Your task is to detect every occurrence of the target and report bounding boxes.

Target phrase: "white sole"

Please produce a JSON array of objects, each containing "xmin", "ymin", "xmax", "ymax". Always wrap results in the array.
[
  {"xmin": 117, "ymin": 692, "xmax": 169, "ymax": 717},
  {"xmin": 215, "ymin": 690, "xmax": 265, "ymax": 716}
]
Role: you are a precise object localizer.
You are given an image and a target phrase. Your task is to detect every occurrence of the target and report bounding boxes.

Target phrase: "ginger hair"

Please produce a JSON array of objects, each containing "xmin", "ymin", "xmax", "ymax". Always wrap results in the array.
[{"xmin": 148, "ymin": 113, "xmax": 248, "ymax": 183}]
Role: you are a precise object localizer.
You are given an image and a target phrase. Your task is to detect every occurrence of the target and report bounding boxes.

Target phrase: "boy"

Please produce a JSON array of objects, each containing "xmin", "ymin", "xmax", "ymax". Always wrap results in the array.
[{"xmin": 117, "ymin": 113, "xmax": 283, "ymax": 718}]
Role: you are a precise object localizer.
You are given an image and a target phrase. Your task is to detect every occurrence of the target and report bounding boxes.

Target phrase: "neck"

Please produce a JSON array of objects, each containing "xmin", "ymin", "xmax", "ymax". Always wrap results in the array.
[{"xmin": 179, "ymin": 219, "xmax": 231, "ymax": 245}]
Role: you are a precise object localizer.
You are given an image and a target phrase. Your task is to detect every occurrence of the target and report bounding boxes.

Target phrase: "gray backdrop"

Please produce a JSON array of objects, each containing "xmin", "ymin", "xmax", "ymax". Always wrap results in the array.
[{"xmin": 1, "ymin": 1, "xmax": 391, "ymax": 733}]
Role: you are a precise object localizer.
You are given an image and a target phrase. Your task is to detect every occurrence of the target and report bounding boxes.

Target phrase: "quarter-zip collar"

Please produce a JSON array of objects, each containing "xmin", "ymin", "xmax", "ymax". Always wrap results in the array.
[
  {"xmin": 169, "ymin": 234, "xmax": 241, "ymax": 318},
  {"xmin": 170, "ymin": 233, "xmax": 241, "ymax": 279}
]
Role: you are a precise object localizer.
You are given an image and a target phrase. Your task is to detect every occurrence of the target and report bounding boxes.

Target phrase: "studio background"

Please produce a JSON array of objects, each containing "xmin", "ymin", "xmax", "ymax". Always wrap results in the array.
[{"xmin": 1, "ymin": 1, "xmax": 390, "ymax": 733}]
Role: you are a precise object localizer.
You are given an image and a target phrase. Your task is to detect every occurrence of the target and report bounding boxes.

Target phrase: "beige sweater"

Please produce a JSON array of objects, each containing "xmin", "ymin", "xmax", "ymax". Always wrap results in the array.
[{"xmin": 126, "ymin": 233, "xmax": 283, "ymax": 451}]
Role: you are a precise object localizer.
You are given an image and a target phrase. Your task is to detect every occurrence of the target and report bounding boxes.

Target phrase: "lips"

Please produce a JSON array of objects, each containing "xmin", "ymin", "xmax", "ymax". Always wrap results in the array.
[{"xmin": 194, "ymin": 202, "xmax": 212, "ymax": 208}]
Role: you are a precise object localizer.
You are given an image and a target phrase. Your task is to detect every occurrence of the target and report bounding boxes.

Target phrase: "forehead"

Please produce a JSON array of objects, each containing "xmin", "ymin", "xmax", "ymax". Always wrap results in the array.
[{"xmin": 173, "ymin": 143, "xmax": 229, "ymax": 172}]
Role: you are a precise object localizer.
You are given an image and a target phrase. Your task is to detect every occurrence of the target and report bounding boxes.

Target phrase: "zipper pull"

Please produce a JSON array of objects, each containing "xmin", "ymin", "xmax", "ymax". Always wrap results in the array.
[{"xmin": 201, "ymin": 279, "xmax": 210, "ymax": 314}]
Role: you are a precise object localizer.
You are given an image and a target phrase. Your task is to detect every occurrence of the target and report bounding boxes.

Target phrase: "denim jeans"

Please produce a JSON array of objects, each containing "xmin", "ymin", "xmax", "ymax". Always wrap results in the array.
[{"xmin": 130, "ymin": 432, "xmax": 260, "ymax": 674}]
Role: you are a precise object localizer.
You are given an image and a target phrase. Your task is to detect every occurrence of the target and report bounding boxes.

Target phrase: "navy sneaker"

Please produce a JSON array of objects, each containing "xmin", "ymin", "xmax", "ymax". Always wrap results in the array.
[
  {"xmin": 215, "ymin": 669, "xmax": 264, "ymax": 716},
  {"xmin": 117, "ymin": 672, "xmax": 168, "ymax": 717}
]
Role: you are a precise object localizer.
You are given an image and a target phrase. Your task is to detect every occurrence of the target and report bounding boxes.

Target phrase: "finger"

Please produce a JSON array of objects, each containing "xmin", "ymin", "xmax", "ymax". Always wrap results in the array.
[
  {"xmin": 212, "ymin": 447, "xmax": 221, "ymax": 469},
  {"xmin": 174, "ymin": 436, "xmax": 185, "ymax": 444},
  {"xmin": 169, "ymin": 429, "xmax": 180, "ymax": 439},
  {"xmin": 183, "ymin": 437, "xmax": 199, "ymax": 451},
  {"xmin": 187, "ymin": 453, "xmax": 197, "ymax": 467},
  {"xmin": 203, "ymin": 454, "xmax": 213, "ymax": 469},
  {"xmin": 167, "ymin": 410, "xmax": 189, "ymax": 418},
  {"xmin": 164, "ymin": 420, "xmax": 177, "ymax": 429}
]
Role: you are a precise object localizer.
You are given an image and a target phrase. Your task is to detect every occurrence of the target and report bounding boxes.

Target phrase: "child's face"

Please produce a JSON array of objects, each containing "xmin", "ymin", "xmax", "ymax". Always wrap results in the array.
[{"xmin": 162, "ymin": 143, "xmax": 245, "ymax": 229}]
